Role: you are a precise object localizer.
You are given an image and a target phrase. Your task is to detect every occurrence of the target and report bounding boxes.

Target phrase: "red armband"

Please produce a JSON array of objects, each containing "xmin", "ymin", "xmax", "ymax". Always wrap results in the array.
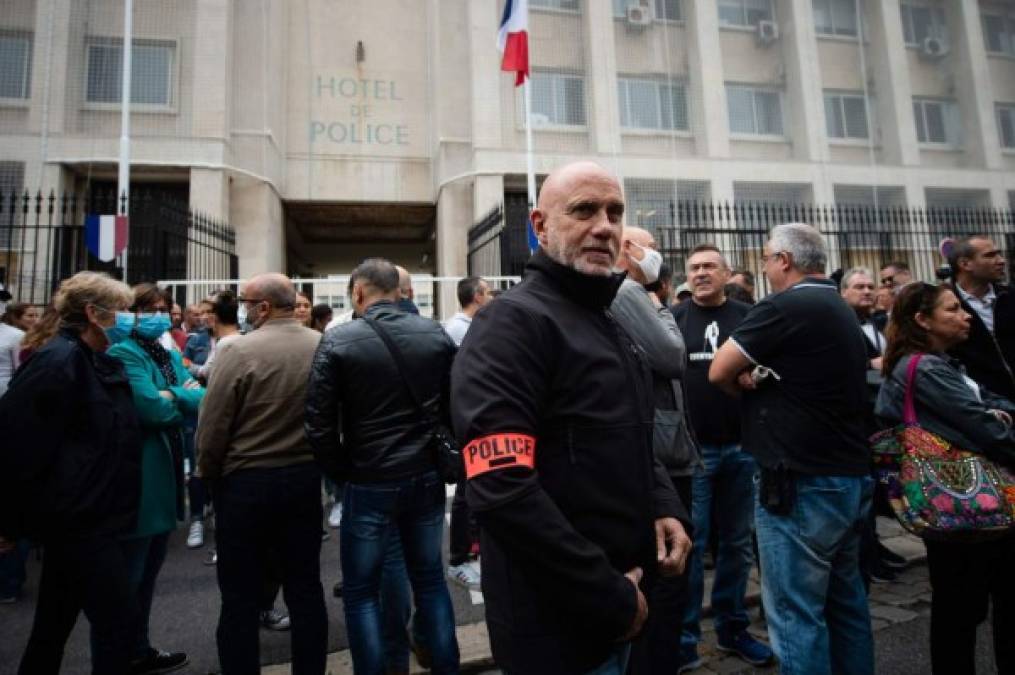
[{"xmin": 463, "ymin": 433, "xmax": 536, "ymax": 479}]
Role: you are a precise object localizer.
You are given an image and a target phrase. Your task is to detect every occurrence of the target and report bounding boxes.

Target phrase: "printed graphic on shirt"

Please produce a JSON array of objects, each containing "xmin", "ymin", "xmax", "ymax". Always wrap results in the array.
[
  {"xmin": 464, "ymin": 433, "xmax": 536, "ymax": 479},
  {"xmin": 689, "ymin": 321, "xmax": 720, "ymax": 362}
]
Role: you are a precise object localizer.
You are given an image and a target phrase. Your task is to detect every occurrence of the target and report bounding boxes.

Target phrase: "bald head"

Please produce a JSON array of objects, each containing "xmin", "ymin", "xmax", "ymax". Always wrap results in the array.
[
  {"xmin": 242, "ymin": 273, "xmax": 296, "ymax": 328},
  {"xmin": 532, "ymin": 161, "xmax": 624, "ymax": 277},
  {"xmin": 395, "ymin": 265, "xmax": 413, "ymax": 300}
]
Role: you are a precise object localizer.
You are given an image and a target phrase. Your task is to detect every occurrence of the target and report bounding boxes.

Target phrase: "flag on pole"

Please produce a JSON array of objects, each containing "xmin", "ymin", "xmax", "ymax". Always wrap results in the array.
[
  {"xmin": 498, "ymin": 0, "xmax": 529, "ymax": 86},
  {"xmin": 85, "ymin": 214, "xmax": 129, "ymax": 262}
]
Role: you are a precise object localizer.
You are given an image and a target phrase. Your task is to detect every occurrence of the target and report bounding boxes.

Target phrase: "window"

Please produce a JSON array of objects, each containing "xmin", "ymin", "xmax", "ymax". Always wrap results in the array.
[
  {"xmin": 727, "ymin": 85, "xmax": 783, "ymax": 136},
  {"xmin": 0, "ymin": 33, "xmax": 31, "ymax": 99},
  {"xmin": 530, "ymin": 0, "xmax": 580, "ymax": 11},
  {"xmin": 624, "ymin": 179, "xmax": 711, "ymax": 231},
  {"xmin": 982, "ymin": 12, "xmax": 1015, "ymax": 56},
  {"xmin": 0, "ymin": 162, "xmax": 25, "ymax": 249},
  {"xmin": 900, "ymin": 3, "xmax": 946, "ymax": 47},
  {"xmin": 618, "ymin": 78, "xmax": 688, "ymax": 131},
  {"xmin": 998, "ymin": 104, "xmax": 1015, "ymax": 149},
  {"xmin": 824, "ymin": 91, "xmax": 872, "ymax": 140},
  {"xmin": 912, "ymin": 98, "xmax": 960, "ymax": 145},
  {"xmin": 85, "ymin": 38, "xmax": 175, "ymax": 106},
  {"xmin": 813, "ymin": 0, "xmax": 858, "ymax": 37},
  {"xmin": 529, "ymin": 72, "xmax": 586, "ymax": 127},
  {"xmin": 833, "ymin": 185, "xmax": 906, "ymax": 208},
  {"xmin": 612, "ymin": 0, "xmax": 681, "ymax": 20},
  {"xmin": 718, "ymin": 0, "xmax": 774, "ymax": 28}
]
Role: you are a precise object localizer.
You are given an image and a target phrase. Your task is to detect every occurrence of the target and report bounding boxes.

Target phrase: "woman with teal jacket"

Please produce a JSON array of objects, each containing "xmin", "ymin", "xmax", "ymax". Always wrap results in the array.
[{"xmin": 106, "ymin": 283, "xmax": 204, "ymax": 675}]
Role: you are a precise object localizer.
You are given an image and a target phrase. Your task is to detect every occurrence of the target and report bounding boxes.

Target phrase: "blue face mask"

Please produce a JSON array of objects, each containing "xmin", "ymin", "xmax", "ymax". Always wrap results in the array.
[
  {"xmin": 103, "ymin": 312, "xmax": 136, "ymax": 345},
  {"xmin": 135, "ymin": 312, "xmax": 172, "ymax": 340}
]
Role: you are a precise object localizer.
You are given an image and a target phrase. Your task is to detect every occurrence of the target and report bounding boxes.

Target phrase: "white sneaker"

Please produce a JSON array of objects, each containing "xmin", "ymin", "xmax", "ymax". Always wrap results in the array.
[
  {"xmin": 327, "ymin": 502, "xmax": 343, "ymax": 529},
  {"xmin": 186, "ymin": 520, "xmax": 204, "ymax": 549},
  {"xmin": 447, "ymin": 562, "xmax": 481, "ymax": 590}
]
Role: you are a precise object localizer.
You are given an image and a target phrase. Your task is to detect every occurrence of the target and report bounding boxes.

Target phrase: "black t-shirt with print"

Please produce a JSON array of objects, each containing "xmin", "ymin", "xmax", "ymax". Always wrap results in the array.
[
  {"xmin": 672, "ymin": 299, "xmax": 751, "ymax": 445},
  {"xmin": 730, "ymin": 277, "xmax": 871, "ymax": 476}
]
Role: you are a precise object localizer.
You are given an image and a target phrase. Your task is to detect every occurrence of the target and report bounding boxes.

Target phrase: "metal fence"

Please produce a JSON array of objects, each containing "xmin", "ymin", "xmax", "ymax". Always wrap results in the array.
[
  {"xmin": 1, "ymin": 188, "xmax": 238, "ymax": 306},
  {"xmin": 472, "ymin": 200, "xmax": 1015, "ymax": 298}
]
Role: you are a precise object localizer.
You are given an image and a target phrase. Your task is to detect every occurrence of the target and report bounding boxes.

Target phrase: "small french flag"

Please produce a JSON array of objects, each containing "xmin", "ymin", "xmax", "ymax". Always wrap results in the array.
[
  {"xmin": 498, "ymin": 0, "xmax": 529, "ymax": 86},
  {"xmin": 85, "ymin": 214, "xmax": 129, "ymax": 263}
]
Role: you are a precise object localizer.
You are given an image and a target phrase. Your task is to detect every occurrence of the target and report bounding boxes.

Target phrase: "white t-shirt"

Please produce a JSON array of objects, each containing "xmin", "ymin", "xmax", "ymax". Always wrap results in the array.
[
  {"xmin": 0, "ymin": 323, "xmax": 25, "ymax": 396},
  {"xmin": 443, "ymin": 312, "xmax": 472, "ymax": 347},
  {"xmin": 198, "ymin": 332, "xmax": 241, "ymax": 383}
]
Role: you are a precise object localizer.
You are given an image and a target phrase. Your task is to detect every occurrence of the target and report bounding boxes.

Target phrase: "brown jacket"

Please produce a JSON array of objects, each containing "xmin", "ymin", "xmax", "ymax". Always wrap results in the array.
[{"xmin": 196, "ymin": 318, "xmax": 321, "ymax": 479}]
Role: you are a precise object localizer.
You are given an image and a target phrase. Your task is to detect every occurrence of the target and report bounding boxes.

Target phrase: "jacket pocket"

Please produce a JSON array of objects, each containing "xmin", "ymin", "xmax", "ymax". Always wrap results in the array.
[{"xmin": 653, "ymin": 408, "xmax": 693, "ymax": 470}]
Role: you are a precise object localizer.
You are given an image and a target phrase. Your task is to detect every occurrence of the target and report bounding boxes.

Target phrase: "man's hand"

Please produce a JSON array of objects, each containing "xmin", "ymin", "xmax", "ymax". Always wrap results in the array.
[
  {"xmin": 655, "ymin": 517, "xmax": 692, "ymax": 577},
  {"xmin": 619, "ymin": 567, "xmax": 648, "ymax": 642},
  {"xmin": 736, "ymin": 370, "xmax": 757, "ymax": 391}
]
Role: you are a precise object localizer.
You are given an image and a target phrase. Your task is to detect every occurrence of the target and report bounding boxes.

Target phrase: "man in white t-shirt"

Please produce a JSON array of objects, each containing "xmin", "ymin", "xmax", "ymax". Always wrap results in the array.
[{"xmin": 443, "ymin": 277, "xmax": 491, "ymax": 347}]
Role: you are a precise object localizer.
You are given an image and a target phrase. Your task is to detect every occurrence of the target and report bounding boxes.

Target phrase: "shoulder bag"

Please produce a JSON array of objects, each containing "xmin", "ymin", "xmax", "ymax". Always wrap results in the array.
[
  {"xmin": 363, "ymin": 315, "xmax": 463, "ymax": 484},
  {"xmin": 870, "ymin": 353, "xmax": 1015, "ymax": 541}
]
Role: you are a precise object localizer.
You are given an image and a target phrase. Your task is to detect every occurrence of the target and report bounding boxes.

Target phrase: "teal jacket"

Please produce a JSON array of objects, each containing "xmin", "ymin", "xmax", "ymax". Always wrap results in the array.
[{"xmin": 108, "ymin": 338, "xmax": 204, "ymax": 539}]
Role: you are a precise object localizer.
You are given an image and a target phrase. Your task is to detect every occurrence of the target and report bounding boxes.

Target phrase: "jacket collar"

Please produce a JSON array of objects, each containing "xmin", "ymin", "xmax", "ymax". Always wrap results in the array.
[
  {"xmin": 525, "ymin": 248, "xmax": 626, "ymax": 310},
  {"xmin": 363, "ymin": 300, "xmax": 399, "ymax": 319}
]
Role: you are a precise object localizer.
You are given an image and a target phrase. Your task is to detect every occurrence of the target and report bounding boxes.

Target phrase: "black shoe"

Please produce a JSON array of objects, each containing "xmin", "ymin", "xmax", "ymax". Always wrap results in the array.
[
  {"xmin": 877, "ymin": 542, "xmax": 908, "ymax": 569},
  {"xmin": 131, "ymin": 648, "xmax": 188, "ymax": 674}
]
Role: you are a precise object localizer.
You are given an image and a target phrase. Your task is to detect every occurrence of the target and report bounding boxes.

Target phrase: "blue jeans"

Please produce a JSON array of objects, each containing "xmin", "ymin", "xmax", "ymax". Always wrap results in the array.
[
  {"xmin": 380, "ymin": 529, "xmax": 412, "ymax": 673},
  {"xmin": 341, "ymin": 471, "xmax": 459, "ymax": 675},
  {"xmin": 754, "ymin": 474, "xmax": 874, "ymax": 675},
  {"xmin": 682, "ymin": 443, "xmax": 756, "ymax": 647}
]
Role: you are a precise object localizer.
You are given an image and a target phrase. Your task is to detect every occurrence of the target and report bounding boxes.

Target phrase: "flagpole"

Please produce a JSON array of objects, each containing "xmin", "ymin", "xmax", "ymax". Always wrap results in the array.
[
  {"xmin": 118, "ymin": 0, "xmax": 132, "ymax": 281},
  {"xmin": 523, "ymin": 77, "xmax": 536, "ymax": 234}
]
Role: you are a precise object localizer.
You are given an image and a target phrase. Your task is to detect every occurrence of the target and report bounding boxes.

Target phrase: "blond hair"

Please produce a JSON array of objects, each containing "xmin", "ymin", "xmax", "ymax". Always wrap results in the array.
[{"xmin": 53, "ymin": 271, "xmax": 134, "ymax": 329}]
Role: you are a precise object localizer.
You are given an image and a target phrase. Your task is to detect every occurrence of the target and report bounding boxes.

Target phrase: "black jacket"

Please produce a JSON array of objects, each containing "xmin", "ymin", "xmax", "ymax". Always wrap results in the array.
[
  {"xmin": 305, "ymin": 301, "xmax": 456, "ymax": 483},
  {"xmin": 451, "ymin": 250, "xmax": 688, "ymax": 674},
  {"xmin": 949, "ymin": 283, "xmax": 1015, "ymax": 401},
  {"xmin": 0, "ymin": 330, "xmax": 142, "ymax": 540}
]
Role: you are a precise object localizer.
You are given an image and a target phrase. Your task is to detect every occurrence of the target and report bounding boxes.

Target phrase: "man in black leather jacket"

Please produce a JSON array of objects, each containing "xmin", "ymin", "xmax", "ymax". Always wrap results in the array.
[
  {"xmin": 451, "ymin": 162, "xmax": 691, "ymax": 675},
  {"xmin": 305, "ymin": 258, "xmax": 460, "ymax": 674}
]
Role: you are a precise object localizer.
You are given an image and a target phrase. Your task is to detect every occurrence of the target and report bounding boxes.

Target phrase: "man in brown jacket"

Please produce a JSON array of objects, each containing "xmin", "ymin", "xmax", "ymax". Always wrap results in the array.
[{"xmin": 196, "ymin": 273, "xmax": 327, "ymax": 675}]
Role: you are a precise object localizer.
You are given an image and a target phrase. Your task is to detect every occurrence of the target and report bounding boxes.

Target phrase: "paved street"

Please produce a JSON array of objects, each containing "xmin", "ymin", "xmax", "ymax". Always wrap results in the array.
[{"xmin": 0, "ymin": 515, "xmax": 1002, "ymax": 674}]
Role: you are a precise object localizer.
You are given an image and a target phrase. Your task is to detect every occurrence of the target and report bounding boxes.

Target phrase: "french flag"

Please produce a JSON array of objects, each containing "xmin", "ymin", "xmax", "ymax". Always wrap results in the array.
[
  {"xmin": 85, "ymin": 214, "xmax": 129, "ymax": 262},
  {"xmin": 498, "ymin": 0, "xmax": 529, "ymax": 86}
]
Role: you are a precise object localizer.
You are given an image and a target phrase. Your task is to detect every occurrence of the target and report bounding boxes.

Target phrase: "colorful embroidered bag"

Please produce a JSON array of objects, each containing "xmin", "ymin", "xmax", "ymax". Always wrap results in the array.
[{"xmin": 870, "ymin": 353, "xmax": 1015, "ymax": 541}]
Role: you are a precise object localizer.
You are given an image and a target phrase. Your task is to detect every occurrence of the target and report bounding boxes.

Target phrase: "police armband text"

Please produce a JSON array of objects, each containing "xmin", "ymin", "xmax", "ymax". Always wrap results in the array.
[{"xmin": 463, "ymin": 433, "xmax": 536, "ymax": 479}]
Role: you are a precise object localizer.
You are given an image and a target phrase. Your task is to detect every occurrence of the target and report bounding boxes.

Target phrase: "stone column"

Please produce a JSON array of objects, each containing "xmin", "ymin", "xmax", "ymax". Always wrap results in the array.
[
  {"xmin": 686, "ymin": 0, "xmax": 730, "ymax": 158},
  {"xmin": 782, "ymin": 0, "xmax": 829, "ymax": 162},
  {"xmin": 192, "ymin": 0, "xmax": 232, "ymax": 140},
  {"xmin": 951, "ymin": 0, "xmax": 1003, "ymax": 170},
  {"xmin": 469, "ymin": 0, "xmax": 502, "ymax": 149},
  {"xmin": 583, "ymin": 0, "xmax": 622, "ymax": 156},
  {"xmin": 231, "ymin": 179, "xmax": 284, "ymax": 277},
  {"xmin": 866, "ymin": 0, "xmax": 920, "ymax": 166},
  {"xmin": 436, "ymin": 178, "xmax": 473, "ymax": 319}
]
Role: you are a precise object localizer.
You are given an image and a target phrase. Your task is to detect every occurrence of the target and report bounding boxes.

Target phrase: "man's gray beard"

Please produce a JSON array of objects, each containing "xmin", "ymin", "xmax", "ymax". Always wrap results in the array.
[{"xmin": 544, "ymin": 240, "xmax": 613, "ymax": 278}]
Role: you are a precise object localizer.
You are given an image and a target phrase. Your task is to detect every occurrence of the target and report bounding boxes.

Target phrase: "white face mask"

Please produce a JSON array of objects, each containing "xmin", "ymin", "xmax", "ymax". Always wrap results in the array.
[{"xmin": 630, "ymin": 242, "xmax": 663, "ymax": 285}]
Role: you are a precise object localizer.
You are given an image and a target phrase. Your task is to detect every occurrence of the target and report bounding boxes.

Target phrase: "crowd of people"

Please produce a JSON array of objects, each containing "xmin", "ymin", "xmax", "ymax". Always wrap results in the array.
[{"xmin": 0, "ymin": 159, "xmax": 1012, "ymax": 675}]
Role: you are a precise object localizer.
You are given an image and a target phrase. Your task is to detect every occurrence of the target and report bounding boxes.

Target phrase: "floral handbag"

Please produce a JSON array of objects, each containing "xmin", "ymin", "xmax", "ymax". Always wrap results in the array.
[{"xmin": 870, "ymin": 353, "xmax": 1015, "ymax": 542}]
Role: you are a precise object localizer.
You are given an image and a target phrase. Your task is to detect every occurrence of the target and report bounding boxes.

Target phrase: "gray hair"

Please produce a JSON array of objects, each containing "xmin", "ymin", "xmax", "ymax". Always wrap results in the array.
[
  {"xmin": 351, "ymin": 258, "xmax": 400, "ymax": 295},
  {"xmin": 769, "ymin": 223, "xmax": 827, "ymax": 274},
  {"xmin": 840, "ymin": 267, "xmax": 873, "ymax": 291}
]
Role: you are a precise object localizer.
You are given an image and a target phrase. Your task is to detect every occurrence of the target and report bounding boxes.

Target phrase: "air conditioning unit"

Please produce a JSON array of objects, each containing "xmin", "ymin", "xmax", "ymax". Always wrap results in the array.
[
  {"xmin": 921, "ymin": 35, "xmax": 950, "ymax": 59},
  {"xmin": 756, "ymin": 20, "xmax": 780, "ymax": 45},
  {"xmin": 626, "ymin": 4, "xmax": 653, "ymax": 28}
]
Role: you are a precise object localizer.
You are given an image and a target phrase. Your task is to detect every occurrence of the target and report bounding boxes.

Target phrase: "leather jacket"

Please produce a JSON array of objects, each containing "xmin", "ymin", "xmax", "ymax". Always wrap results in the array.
[{"xmin": 305, "ymin": 301, "xmax": 456, "ymax": 483}]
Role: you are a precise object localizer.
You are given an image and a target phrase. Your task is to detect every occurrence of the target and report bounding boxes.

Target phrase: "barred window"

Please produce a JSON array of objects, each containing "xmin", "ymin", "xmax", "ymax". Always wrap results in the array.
[
  {"xmin": 912, "ymin": 98, "xmax": 960, "ymax": 145},
  {"xmin": 833, "ymin": 185, "xmax": 907, "ymax": 208},
  {"xmin": 813, "ymin": 0, "xmax": 858, "ymax": 37},
  {"xmin": 0, "ymin": 33, "xmax": 32, "ymax": 100},
  {"xmin": 0, "ymin": 161, "xmax": 26, "ymax": 250},
  {"xmin": 618, "ymin": 78, "xmax": 688, "ymax": 131},
  {"xmin": 982, "ymin": 12, "xmax": 1015, "ymax": 56},
  {"xmin": 727, "ymin": 85, "xmax": 783, "ymax": 136},
  {"xmin": 824, "ymin": 91, "xmax": 871, "ymax": 140},
  {"xmin": 528, "ymin": 72, "xmax": 586, "ymax": 127},
  {"xmin": 613, "ymin": 0, "xmax": 682, "ymax": 20},
  {"xmin": 900, "ymin": 3, "xmax": 947, "ymax": 47},
  {"xmin": 718, "ymin": 0, "xmax": 774, "ymax": 28},
  {"xmin": 85, "ymin": 38, "xmax": 175, "ymax": 107},
  {"xmin": 531, "ymin": 0, "xmax": 581, "ymax": 12},
  {"xmin": 998, "ymin": 104, "xmax": 1015, "ymax": 149}
]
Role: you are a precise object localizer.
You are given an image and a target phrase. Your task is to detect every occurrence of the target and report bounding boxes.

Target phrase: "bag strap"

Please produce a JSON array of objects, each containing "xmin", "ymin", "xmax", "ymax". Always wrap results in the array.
[
  {"xmin": 362, "ymin": 315, "xmax": 436, "ymax": 426},
  {"xmin": 903, "ymin": 353, "xmax": 923, "ymax": 426}
]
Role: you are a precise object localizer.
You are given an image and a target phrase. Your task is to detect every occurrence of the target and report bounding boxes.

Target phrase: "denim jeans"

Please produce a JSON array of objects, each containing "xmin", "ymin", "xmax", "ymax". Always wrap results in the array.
[
  {"xmin": 380, "ymin": 528, "xmax": 412, "ymax": 673},
  {"xmin": 341, "ymin": 471, "xmax": 459, "ymax": 675},
  {"xmin": 682, "ymin": 444, "xmax": 757, "ymax": 647},
  {"xmin": 215, "ymin": 463, "xmax": 328, "ymax": 675},
  {"xmin": 754, "ymin": 473, "xmax": 874, "ymax": 675}
]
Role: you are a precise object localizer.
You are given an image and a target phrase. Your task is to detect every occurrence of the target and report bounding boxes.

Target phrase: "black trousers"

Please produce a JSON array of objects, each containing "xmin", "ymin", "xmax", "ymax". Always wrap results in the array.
[
  {"xmin": 926, "ymin": 534, "xmax": 1015, "ymax": 675},
  {"xmin": 449, "ymin": 481, "xmax": 478, "ymax": 566},
  {"xmin": 627, "ymin": 475, "xmax": 692, "ymax": 675},
  {"xmin": 214, "ymin": 463, "xmax": 328, "ymax": 675},
  {"xmin": 19, "ymin": 534, "xmax": 138, "ymax": 675}
]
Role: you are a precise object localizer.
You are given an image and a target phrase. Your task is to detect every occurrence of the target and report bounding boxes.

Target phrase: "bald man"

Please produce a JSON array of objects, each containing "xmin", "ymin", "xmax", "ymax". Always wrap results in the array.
[
  {"xmin": 611, "ymin": 227, "xmax": 699, "ymax": 674},
  {"xmin": 197, "ymin": 273, "xmax": 328, "ymax": 674},
  {"xmin": 394, "ymin": 265, "xmax": 420, "ymax": 315},
  {"xmin": 452, "ymin": 162, "xmax": 691, "ymax": 675}
]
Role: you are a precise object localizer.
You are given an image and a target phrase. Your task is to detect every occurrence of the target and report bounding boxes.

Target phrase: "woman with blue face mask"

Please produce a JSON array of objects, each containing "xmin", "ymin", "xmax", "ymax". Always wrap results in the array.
[
  {"xmin": 0, "ymin": 272, "xmax": 143, "ymax": 674},
  {"xmin": 104, "ymin": 283, "xmax": 205, "ymax": 674}
]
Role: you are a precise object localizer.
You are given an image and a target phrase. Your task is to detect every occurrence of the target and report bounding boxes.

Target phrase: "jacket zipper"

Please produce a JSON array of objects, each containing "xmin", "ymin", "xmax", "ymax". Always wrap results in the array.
[{"xmin": 603, "ymin": 308, "xmax": 654, "ymax": 489}]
